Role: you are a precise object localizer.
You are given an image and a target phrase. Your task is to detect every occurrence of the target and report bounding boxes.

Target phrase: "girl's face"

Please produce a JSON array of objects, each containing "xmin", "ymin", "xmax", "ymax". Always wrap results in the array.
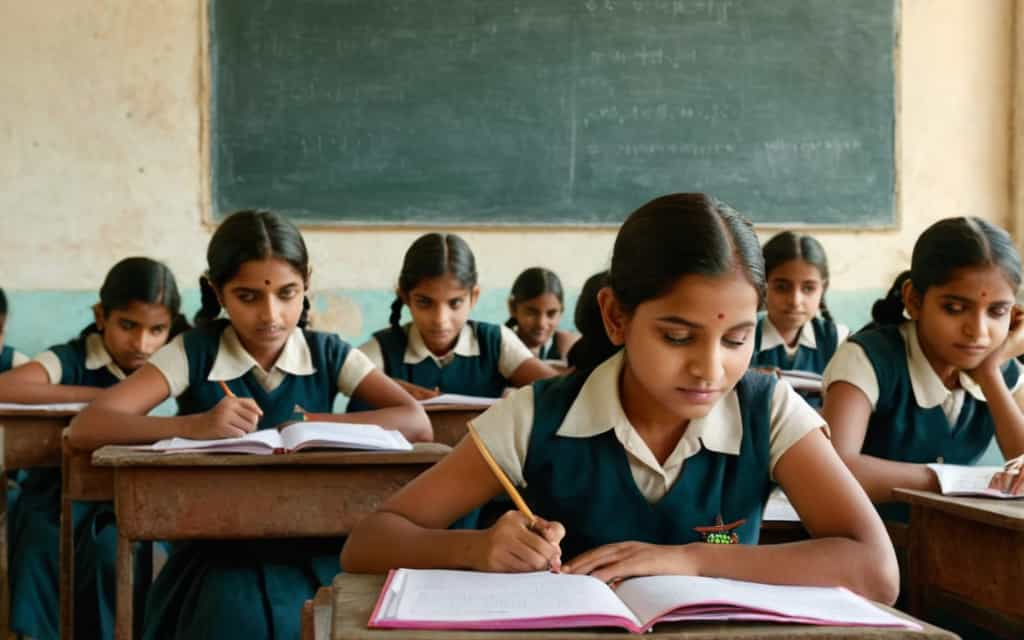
[
  {"xmin": 510, "ymin": 292, "xmax": 563, "ymax": 349},
  {"xmin": 95, "ymin": 301, "xmax": 173, "ymax": 373},
  {"xmin": 402, "ymin": 275, "xmax": 480, "ymax": 356},
  {"xmin": 601, "ymin": 270, "xmax": 759, "ymax": 424},
  {"xmin": 217, "ymin": 258, "xmax": 307, "ymax": 356},
  {"xmin": 906, "ymin": 264, "xmax": 1015, "ymax": 373},
  {"xmin": 764, "ymin": 259, "xmax": 826, "ymax": 333}
]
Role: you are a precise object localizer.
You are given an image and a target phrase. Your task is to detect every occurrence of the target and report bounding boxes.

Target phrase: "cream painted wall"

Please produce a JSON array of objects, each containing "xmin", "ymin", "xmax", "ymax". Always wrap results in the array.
[{"xmin": 0, "ymin": 0, "xmax": 1017, "ymax": 297}]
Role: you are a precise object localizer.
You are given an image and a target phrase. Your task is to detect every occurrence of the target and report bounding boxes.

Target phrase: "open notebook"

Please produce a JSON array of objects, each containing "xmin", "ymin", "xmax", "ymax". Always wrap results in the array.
[
  {"xmin": 419, "ymin": 394, "xmax": 497, "ymax": 408},
  {"xmin": 778, "ymin": 370, "xmax": 822, "ymax": 393},
  {"xmin": 928, "ymin": 463, "xmax": 1022, "ymax": 499},
  {"xmin": 141, "ymin": 421, "xmax": 411, "ymax": 455},
  {"xmin": 0, "ymin": 402, "xmax": 87, "ymax": 412},
  {"xmin": 369, "ymin": 569, "xmax": 918, "ymax": 633}
]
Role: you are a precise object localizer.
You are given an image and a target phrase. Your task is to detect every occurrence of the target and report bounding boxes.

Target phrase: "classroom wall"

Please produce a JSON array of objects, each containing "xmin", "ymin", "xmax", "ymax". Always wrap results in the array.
[{"xmin": 0, "ymin": 0, "xmax": 1018, "ymax": 357}]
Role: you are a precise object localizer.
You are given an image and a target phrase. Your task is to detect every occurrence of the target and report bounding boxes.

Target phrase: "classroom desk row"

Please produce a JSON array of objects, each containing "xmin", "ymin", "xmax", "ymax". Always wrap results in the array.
[{"xmin": 3, "ymin": 405, "xmax": 1024, "ymax": 639}]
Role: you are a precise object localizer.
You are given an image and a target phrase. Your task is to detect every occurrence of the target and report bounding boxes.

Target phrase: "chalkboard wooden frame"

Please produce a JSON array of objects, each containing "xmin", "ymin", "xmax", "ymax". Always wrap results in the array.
[{"xmin": 201, "ymin": 0, "xmax": 900, "ymax": 231}]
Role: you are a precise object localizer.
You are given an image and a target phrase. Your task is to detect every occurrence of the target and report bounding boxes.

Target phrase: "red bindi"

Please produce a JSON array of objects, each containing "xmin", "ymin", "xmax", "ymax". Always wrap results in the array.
[
  {"xmin": 717, "ymin": 313, "xmax": 725, "ymax": 319},
  {"xmin": 265, "ymin": 280, "xmax": 271, "ymax": 286},
  {"xmin": 980, "ymin": 290, "xmax": 987, "ymax": 298}
]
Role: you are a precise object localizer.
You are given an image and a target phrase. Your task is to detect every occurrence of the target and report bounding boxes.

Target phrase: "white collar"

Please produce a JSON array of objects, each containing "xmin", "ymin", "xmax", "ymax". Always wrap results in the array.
[
  {"xmin": 556, "ymin": 350, "xmax": 743, "ymax": 456},
  {"xmin": 900, "ymin": 322, "xmax": 986, "ymax": 406},
  {"xmin": 403, "ymin": 322, "xmax": 480, "ymax": 365},
  {"xmin": 758, "ymin": 314, "xmax": 817, "ymax": 352},
  {"xmin": 208, "ymin": 326, "xmax": 315, "ymax": 381},
  {"xmin": 84, "ymin": 333, "xmax": 128, "ymax": 380}
]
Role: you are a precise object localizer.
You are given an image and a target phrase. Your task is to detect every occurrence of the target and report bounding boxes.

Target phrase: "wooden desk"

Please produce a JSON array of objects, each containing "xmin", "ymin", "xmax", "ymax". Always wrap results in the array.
[
  {"xmin": 93, "ymin": 443, "xmax": 451, "ymax": 640},
  {"xmin": 0, "ymin": 407, "xmax": 77, "ymax": 637},
  {"xmin": 423, "ymin": 404, "xmax": 485, "ymax": 447},
  {"xmin": 328, "ymin": 573, "xmax": 956, "ymax": 639},
  {"xmin": 896, "ymin": 488, "xmax": 1024, "ymax": 639},
  {"xmin": 60, "ymin": 435, "xmax": 114, "ymax": 640}
]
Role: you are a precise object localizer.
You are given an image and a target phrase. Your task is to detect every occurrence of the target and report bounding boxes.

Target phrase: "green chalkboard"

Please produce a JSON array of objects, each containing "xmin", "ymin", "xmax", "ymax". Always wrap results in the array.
[{"xmin": 210, "ymin": 0, "xmax": 896, "ymax": 227}]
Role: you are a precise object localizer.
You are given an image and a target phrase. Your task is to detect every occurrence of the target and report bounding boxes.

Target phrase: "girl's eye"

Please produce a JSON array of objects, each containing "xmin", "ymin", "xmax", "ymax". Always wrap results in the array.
[
  {"xmin": 119, "ymin": 320, "xmax": 136, "ymax": 330},
  {"xmin": 723, "ymin": 332, "xmax": 750, "ymax": 348},
  {"xmin": 801, "ymin": 285, "xmax": 818, "ymax": 295},
  {"xmin": 279, "ymin": 289, "xmax": 298, "ymax": 300},
  {"xmin": 989, "ymin": 305, "xmax": 1011, "ymax": 318},
  {"xmin": 665, "ymin": 333, "xmax": 692, "ymax": 345},
  {"xmin": 151, "ymin": 326, "xmax": 168, "ymax": 336},
  {"xmin": 237, "ymin": 293, "xmax": 256, "ymax": 303},
  {"xmin": 942, "ymin": 303, "xmax": 965, "ymax": 314},
  {"xmin": 414, "ymin": 299, "xmax": 432, "ymax": 309},
  {"xmin": 772, "ymin": 282, "xmax": 790, "ymax": 293},
  {"xmin": 449, "ymin": 299, "xmax": 463, "ymax": 310}
]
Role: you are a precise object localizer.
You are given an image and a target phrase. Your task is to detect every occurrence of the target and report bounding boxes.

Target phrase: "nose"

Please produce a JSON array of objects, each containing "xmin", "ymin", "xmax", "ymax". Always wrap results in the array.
[
  {"xmin": 258, "ymin": 296, "xmax": 278, "ymax": 323},
  {"xmin": 687, "ymin": 340, "xmax": 724, "ymax": 383},
  {"xmin": 964, "ymin": 310, "xmax": 988, "ymax": 341},
  {"xmin": 431, "ymin": 305, "xmax": 451, "ymax": 329}
]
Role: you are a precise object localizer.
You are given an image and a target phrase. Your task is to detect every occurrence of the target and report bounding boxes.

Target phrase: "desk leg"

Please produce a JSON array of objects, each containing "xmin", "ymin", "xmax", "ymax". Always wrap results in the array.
[
  {"xmin": 905, "ymin": 504, "xmax": 925, "ymax": 618},
  {"xmin": 0, "ymin": 468, "xmax": 8, "ymax": 638},
  {"xmin": 116, "ymin": 533, "xmax": 134, "ymax": 640},
  {"xmin": 60, "ymin": 494, "xmax": 74, "ymax": 640}
]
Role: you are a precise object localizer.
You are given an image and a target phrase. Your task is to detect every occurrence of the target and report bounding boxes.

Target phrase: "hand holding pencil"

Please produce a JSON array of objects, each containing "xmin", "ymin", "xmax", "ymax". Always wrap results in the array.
[
  {"xmin": 466, "ymin": 423, "xmax": 565, "ymax": 573},
  {"xmin": 186, "ymin": 380, "xmax": 264, "ymax": 440}
]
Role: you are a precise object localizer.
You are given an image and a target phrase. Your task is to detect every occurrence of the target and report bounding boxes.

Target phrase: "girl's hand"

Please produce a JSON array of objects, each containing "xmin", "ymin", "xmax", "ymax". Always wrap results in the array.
[
  {"xmin": 471, "ymin": 511, "xmax": 564, "ymax": 573},
  {"xmin": 562, "ymin": 542, "xmax": 701, "ymax": 585},
  {"xmin": 989, "ymin": 454, "xmax": 1024, "ymax": 496},
  {"xmin": 972, "ymin": 305, "xmax": 1024, "ymax": 378},
  {"xmin": 395, "ymin": 379, "xmax": 441, "ymax": 401},
  {"xmin": 192, "ymin": 396, "xmax": 263, "ymax": 439}
]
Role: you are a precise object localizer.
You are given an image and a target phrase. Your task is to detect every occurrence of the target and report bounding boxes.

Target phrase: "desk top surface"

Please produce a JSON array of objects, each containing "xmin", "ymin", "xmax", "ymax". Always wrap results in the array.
[
  {"xmin": 92, "ymin": 442, "xmax": 450, "ymax": 468},
  {"xmin": 328, "ymin": 573, "xmax": 955, "ymax": 640},
  {"xmin": 894, "ymin": 488, "xmax": 1024, "ymax": 531}
]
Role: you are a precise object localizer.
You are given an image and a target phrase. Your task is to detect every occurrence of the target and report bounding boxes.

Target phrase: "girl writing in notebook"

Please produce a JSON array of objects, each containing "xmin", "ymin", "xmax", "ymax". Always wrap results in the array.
[
  {"xmin": 506, "ymin": 267, "xmax": 578, "ymax": 363},
  {"xmin": 752, "ymin": 232, "xmax": 848, "ymax": 377},
  {"xmin": 351, "ymin": 233, "xmax": 558, "ymax": 406},
  {"xmin": 70, "ymin": 211, "xmax": 431, "ymax": 640},
  {"xmin": 343, "ymin": 194, "xmax": 898, "ymax": 604},
  {"xmin": 0, "ymin": 287, "xmax": 29, "ymax": 372},
  {"xmin": 0, "ymin": 257, "xmax": 187, "ymax": 640},
  {"xmin": 822, "ymin": 217, "xmax": 1024, "ymax": 516}
]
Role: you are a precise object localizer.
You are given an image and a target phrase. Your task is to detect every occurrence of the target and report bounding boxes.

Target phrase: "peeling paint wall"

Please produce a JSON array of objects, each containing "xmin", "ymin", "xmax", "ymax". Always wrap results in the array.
[{"xmin": 0, "ymin": 0, "xmax": 1017, "ymax": 358}]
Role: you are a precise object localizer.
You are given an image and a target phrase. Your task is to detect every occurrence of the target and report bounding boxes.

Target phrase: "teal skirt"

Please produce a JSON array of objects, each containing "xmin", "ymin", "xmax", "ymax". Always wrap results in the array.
[
  {"xmin": 143, "ymin": 538, "xmax": 344, "ymax": 640},
  {"xmin": 7, "ymin": 468, "xmax": 135, "ymax": 640}
]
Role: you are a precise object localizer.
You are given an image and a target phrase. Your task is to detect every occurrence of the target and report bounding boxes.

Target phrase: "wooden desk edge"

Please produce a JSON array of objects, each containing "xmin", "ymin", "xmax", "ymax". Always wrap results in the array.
[
  {"xmin": 91, "ymin": 442, "xmax": 451, "ymax": 467},
  {"xmin": 894, "ymin": 488, "xmax": 1024, "ymax": 531}
]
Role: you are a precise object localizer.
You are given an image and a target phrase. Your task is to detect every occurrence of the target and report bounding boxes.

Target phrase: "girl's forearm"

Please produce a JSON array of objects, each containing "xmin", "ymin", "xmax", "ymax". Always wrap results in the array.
[
  {"xmin": 68, "ymin": 409, "xmax": 200, "ymax": 450},
  {"xmin": 0, "ymin": 383, "xmax": 103, "ymax": 404},
  {"xmin": 341, "ymin": 511, "xmax": 482, "ymax": 572},
  {"xmin": 975, "ymin": 369, "xmax": 1024, "ymax": 459},
  {"xmin": 842, "ymin": 452, "xmax": 938, "ymax": 503},
  {"xmin": 694, "ymin": 535, "xmax": 899, "ymax": 604}
]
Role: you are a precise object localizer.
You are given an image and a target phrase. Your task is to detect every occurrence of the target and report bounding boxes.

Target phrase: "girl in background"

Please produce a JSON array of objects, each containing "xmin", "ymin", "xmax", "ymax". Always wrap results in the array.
[{"xmin": 506, "ymin": 267, "xmax": 578, "ymax": 362}]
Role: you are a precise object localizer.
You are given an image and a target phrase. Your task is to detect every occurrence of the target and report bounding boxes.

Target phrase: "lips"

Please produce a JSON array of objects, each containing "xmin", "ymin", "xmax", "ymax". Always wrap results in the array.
[{"xmin": 676, "ymin": 387, "xmax": 721, "ymax": 404}]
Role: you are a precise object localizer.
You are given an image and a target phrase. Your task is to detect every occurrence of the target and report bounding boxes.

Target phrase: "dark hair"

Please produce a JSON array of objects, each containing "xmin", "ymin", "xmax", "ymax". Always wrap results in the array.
[
  {"xmin": 870, "ymin": 217, "xmax": 1022, "ymax": 326},
  {"xmin": 389, "ymin": 233, "xmax": 478, "ymax": 331},
  {"xmin": 762, "ymin": 231, "xmax": 834, "ymax": 324},
  {"xmin": 566, "ymin": 270, "xmax": 609, "ymax": 369},
  {"xmin": 0, "ymin": 287, "xmax": 6, "ymax": 316},
  {"xmin": 572, "ymin": 193, "xmax": 765, "ymax": 372},
  {"xmin": 195, "ymin": 210, "xmax": 311, "ymax": 328},
  {"xmin": 78, "ymin": 257, "xmax": 189, "ymax": 341},
  {"xmin": 505, "ymin": 267, "xmax": 565, "ymax": 328}
]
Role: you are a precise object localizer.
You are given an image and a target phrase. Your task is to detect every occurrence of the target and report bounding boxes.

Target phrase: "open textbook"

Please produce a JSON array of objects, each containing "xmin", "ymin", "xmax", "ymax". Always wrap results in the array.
[
  {"xmin": 419, "ymin": 394, "xmax": 497, "ymax": 408},
  {"xmin": 141, "ymin": 421, "xmax": 411, "ymax": 455},
  {"xmin": 927, "ymin": 463, "xmax": 1023, "ymax": 499},
  {"xmin": 369, "ymin": 569, "xmax": 918, "ymax": 633}
]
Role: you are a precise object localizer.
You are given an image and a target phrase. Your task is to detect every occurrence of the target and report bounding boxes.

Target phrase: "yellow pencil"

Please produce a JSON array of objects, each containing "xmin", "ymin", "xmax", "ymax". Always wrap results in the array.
[
  {"xmin": 218, "ymin": 380, "xmax": 236, "ymax": 398},
  {"xmin": 466, "ymin": 423, "xmax": 537, "ymax": 526}
]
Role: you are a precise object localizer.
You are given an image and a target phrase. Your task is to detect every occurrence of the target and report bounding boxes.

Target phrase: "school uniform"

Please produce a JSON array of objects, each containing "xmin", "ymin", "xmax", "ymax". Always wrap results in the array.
[
  {"xmin": 142, "ymin": 322, "xmax": 375, "ymax": 640},
  {"xmin": 472, "ymin": 350, "xmax": 823, "ymax": 558},
  {"xmin": 0, "ymin": 344, "xmax": 29, "ymax": 372},
  {"xmin": 351, "ymin": 320, "xmax": 533, "ymax": 409},
  {"xmin": 823, "ymin": 321, "xmax": 1024, "ymax": 521},
  {"xmin": 752, "ymin": 315, "xmax": 848, "ymax": 407},
  {"xmin": 8, "ymin": 333, "xmax": 127, "ymax": 640},
  {"xmin": 535, "ymin": 334, "xmax": 562, "ymax": 361}
]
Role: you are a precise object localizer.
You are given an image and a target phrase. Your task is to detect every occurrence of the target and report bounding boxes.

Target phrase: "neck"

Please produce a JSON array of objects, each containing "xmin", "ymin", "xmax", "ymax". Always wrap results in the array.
[
  {"xmin": 916, "ymin": 332, "xmax": 960, "ymax": 390},
  {"xmin": 619, "ymin": 361, "xmax": 688, "ymax": 464},
  {"xmin": 237, "ymin": 335, "xmax": 287, "ymax": 372}
]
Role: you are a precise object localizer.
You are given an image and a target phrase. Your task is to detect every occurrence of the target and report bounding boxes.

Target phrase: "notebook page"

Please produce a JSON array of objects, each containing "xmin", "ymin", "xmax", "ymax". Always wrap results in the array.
[
  {"xmin": 420, "ymin": 394, "xmax": 497, "ymax": 408},
  {"xmin": 616, "ymin": 575, "xmax": 918, "ymax": 629},
  {"xmin": 927, "ymin": 464, "xmax": 1019, "ymax": 498},
  {"xmin": 386, "ymin": 569, "xmax": 639, "ymax": 626},
  {"xmin": 281, "ymin": 421, "xmax": 412, "ymax": 451},
  {"xmin": 0, "ymin": 402, "xmax": 87, "ymax": 412},
  {"xmin": 148, "ymin": 429, "xmax": 281, "ymax": 453}
]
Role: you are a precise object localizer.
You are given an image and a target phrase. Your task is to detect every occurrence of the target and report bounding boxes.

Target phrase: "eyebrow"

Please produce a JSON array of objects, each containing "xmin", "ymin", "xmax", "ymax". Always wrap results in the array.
[
  {"xmin": 939, "ymin": 294, "xmax": 1013, "ymax": 304},
  {"xmin": 655, "ymin": 316, "xmax": 756, "ymax": 331}
]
